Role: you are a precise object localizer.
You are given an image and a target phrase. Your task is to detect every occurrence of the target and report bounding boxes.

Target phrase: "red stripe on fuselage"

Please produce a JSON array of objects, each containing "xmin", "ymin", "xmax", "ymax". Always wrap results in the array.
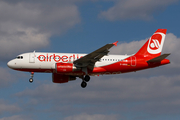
[{"xmin": 13, "ymin": 58, "xmax": 170, "ymax": 75}]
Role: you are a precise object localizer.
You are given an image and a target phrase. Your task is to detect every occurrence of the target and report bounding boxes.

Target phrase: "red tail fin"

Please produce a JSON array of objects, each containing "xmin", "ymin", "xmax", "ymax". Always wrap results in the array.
[{"xmin": 135, "ymin": 29, "xmax": 167, "ymax": 59}]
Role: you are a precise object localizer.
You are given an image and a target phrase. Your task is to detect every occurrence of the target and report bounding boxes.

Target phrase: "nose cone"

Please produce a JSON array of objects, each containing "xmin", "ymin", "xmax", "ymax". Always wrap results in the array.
[{"xmin": 7, "ymin": 60, "xmax": 14, "ymax": 69}]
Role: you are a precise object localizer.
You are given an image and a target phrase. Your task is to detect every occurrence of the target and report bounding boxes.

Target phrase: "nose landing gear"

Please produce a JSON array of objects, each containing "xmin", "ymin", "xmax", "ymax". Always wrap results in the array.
[{"xmin": 29, "ymin": 72, "xmax": 34, "ymax": 83}]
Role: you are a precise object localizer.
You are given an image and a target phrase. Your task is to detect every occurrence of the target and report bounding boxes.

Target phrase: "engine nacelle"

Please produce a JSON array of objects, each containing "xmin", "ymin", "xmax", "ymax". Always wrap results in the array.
[
  {"xmin": 52, "ymin": 73, "xmax": 76, "ymax": 83},
  {"xmin": 56, "ymin": 63, "xmax": 78, "ymax": 73}
]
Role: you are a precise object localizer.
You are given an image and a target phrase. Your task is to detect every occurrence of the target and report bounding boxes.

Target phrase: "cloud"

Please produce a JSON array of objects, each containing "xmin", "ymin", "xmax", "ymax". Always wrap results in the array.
[
  {"xmin": 163, "ymin": 33, "xmax": 180, "ymax": 67},
  {"xmin": 109, "ymin": 39, "xmax": 146, "ymax": 55},
  {"xmin": 0, "ymin": 1, "xmax": 81, "ymax": 61},
  {"xmin": 14, "ymin": 74, "xmax": 180, "ymax": 118},
  {"xmin": 0, "ymin": 115, "xmax": 32, "ymax": 120},
  {"xmin": 0, "ymin": 1, "xmax": 81, "ymax": 33},
  {"xmin": 99, "ymin": 0, "xmax": 178, "ymax": 21},
  {"xmin": 63, "ymin": 113, "xmax": 118, "ymax": 120},
  {"xmin": 109, "ymin": 32, "xmax": 180, "ymax": 68},
  {"xmin": 0, "ymin": 100, "xmax": 21, "ymax": 115},
  {"xmin": 0, "ymin": 23, "xmax": 50, "ymax": 60},
  {"xmin": 0, "ymin": 67, "xmax": 18, "ymax": 87}
]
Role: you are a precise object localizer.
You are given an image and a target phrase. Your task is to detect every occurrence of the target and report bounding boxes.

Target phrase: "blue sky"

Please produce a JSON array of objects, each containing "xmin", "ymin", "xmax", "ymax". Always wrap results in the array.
[{"xmin": 1, "ymin": 0, "xmax": 180, "ymax": 120}]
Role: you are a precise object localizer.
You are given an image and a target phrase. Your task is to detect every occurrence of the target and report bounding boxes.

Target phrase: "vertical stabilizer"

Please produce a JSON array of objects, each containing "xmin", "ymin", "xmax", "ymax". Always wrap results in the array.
[{"xmin": 135, "ymin": 29, "xmax": 167, "ymax": 58}]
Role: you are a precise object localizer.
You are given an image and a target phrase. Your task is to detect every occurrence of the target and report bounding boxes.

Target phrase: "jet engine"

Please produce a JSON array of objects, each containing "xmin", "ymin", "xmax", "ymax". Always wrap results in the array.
[{"xmin": 52, "ymin": 73, "xmax": 76, "ymax": 83}]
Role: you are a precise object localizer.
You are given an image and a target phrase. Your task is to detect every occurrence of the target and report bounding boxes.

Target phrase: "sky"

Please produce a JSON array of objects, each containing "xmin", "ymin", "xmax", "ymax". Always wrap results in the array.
[{"xmin": 0, "ymin": 0, "xmax": 180, "ymax": 120}]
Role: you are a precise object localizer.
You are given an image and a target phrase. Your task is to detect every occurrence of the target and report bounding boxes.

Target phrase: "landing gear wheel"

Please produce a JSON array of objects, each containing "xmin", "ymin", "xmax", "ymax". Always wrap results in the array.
[
  {"xmin": 81, "ymin": 81, "xmax": 87, "ymax": 88},
  {"xmin": 29, "ymin": 78, "xmax": 33, "ymax": 83},
  {"xmin": 84, "ymin": 75, "xmax": 90, "ymax": 82},
  {"xmin": 29, "ymin": 72, "xmax": 34, "ymax": 83}
]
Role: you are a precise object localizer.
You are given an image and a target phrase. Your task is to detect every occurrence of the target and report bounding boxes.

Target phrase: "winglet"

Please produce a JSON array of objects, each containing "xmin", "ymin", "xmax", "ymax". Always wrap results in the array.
[{"xmin": 113, "ymin": 41, "xmax": 118, "ymax": 46}]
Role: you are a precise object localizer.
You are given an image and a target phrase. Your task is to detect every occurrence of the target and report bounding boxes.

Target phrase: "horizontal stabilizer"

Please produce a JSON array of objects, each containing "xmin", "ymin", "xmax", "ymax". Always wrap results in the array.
[{"xmin": 147, "ymin": 53, "xmax": 170, "ymax": 63}]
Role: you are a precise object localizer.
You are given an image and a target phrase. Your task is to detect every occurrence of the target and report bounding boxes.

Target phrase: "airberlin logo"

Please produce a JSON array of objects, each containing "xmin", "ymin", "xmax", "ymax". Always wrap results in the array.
[
  {"xmin": 150, "ymin": 39, "xmax": 160, "ymax": 49},
  {"xmin": 37, "ymin": 54, "xmax": 83, "ymax": 62},
  {"xmin": 147, "ymin": 32, "xmax": 165, "ymax": 54}
]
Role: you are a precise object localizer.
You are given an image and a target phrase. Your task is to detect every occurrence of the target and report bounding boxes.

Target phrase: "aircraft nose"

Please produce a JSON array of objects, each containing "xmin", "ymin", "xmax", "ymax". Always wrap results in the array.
[{"xmin": 7, "ymin": 61, "xmax": 14, "ymax": 68}]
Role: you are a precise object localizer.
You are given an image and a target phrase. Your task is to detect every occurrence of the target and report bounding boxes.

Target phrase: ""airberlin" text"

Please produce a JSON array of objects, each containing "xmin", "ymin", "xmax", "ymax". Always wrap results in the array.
[{"xmin": 38, "ymin": 54, "xmax": 83, "ymax": 62}]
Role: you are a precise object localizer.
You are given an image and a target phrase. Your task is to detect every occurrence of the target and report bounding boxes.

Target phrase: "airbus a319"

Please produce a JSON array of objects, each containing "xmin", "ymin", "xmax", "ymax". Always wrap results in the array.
[{"xmin": 7, "ymin": 29, "xmax": 170, "ymax": 88}]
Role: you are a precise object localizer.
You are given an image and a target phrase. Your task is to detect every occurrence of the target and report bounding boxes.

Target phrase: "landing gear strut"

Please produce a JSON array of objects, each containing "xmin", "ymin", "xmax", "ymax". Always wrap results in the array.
[
  {"xmin": 81, "ymin": 75, "xmax": 90, "ymax": 88},
  {"xmin": 29, "ymin": 72, "xmax": 34, "ymax": 83}
]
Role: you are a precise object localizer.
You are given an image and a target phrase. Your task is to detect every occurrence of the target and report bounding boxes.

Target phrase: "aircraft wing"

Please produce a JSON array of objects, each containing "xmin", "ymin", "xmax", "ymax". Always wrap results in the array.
[{"xmin": 73, "ymin": 41, "xmax": 118, "ymax": 70}]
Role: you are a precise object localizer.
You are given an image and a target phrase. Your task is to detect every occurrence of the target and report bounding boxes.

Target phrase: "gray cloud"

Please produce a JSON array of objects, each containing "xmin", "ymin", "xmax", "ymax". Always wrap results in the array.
[
  {"xmin": 109, "ymin": 39, "xmax": 146, "ymax": 55},
  {"xmin": 0, "ymin": 23, "xmax": 50, "ymax": 60},
  {"xmin": 0, "ymin": 1, "xmax": 81, "ymax": 60},
  {"xmin": 0, "ymin": 100, "xmax": 21, "ymax": 115},
  {"xmin": 63, "ymin": 113, "xmax": 118, "ymax": 120},
  {"xmin": 0, "ymin": 67, "xmax": 18, "ymax": 87},
  {"xmin": 99, "ymin": 0, "xmax": 178, "ymax": 21},
  {"xmin": 0, "ymin": 115, "xmax": 32, "ymax": 120},
  {"xmin": 110, "ymin": 33, "xmax": 180, "ymax": 68},
  {"xmin": 11, "ymin": 73, "xmax": 180, "ymax": 120},
  {"xmin": 0, "ymin": 1, "xmax": 81, "ymax": 34}
]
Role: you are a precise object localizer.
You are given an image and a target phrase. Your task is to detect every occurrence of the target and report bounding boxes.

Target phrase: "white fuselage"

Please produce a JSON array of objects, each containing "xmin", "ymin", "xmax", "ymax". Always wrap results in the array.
[{"xmin": 7, "ymin": 52, "xmax": 130, "ymax": 72}]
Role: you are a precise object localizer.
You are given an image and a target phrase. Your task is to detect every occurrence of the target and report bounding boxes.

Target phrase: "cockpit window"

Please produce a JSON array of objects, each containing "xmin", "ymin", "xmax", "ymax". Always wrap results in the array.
[
  {"xmin": 16, "ymin": 56, "xmax": 23, "ymax": 59},
  {"xmin": 16, "ymin": 56, "xmax": 20, "ymax": 59}
]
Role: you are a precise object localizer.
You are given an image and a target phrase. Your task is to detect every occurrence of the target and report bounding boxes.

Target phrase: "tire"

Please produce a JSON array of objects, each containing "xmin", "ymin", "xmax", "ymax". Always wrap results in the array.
[
  {"xmin": 84, "ymin": 75, "xmax": 90, "ymax": 82},
  {"xmin": 81, "ymin": 81, "xmax": 87, "ymax": 88},
  {"xmin": 29, "ymin": 78, "xmax": 33, "ymax": 83}
]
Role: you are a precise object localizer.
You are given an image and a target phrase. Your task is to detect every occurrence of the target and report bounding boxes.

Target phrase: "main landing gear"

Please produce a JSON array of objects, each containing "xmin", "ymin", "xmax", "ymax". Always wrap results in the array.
[
  {"xmin": 29, "ymin": 72, "xmax": 34, "ymax": 83},
  {"xmin": 81, "ymin": 75, "xmax": 90, "ymax": 88}
]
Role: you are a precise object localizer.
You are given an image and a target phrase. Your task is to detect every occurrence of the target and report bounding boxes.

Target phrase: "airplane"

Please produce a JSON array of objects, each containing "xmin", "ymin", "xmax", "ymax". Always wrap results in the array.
[{"xmin": 7, "ymin": 29, "xmax": 170, "ymax": 88}]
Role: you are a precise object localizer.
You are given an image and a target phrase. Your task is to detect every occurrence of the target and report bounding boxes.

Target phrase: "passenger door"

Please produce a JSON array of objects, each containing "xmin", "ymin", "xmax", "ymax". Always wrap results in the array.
[
  {"xmin": 131, "ymin": 56, "xmax": 136, "ymax": 66},
  {"xmin": 29, "ymin": 51, "xmax": 35, "ymax": 63}
]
